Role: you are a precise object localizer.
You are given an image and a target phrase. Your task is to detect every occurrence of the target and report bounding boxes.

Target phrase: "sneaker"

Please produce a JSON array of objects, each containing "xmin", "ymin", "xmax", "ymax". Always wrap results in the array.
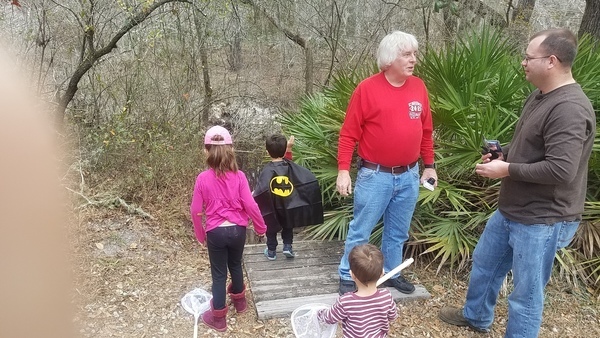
[
  {"xmin": 282, "ymin": 244, "xmax": 296, "ymax": 258},
  {"xmin": 338, "ymin": 278, "xmax": 357, "ymax": 295},
  {"xmin": 438, "ymin": 306, "xmax": 491, "ymax": 333},
  {"xmin": 383, "ymin": 275, "xmax": 415, "ymax": 294},
  {"xmin": 264, "ymin": 248, "xmax": 276, "ymax": 261}
]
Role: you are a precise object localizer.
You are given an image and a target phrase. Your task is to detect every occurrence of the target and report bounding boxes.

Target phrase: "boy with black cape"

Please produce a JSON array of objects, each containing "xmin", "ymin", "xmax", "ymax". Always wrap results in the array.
[{"xmin": 253, "ymin": 135, "xmax": 324, "ymax": 260}]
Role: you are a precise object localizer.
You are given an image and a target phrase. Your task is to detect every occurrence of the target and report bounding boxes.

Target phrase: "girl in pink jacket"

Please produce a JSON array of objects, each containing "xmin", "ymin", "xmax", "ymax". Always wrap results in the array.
[{"xmin": 190, "ymin": 125, "xmax": 266, "ymax": 332}]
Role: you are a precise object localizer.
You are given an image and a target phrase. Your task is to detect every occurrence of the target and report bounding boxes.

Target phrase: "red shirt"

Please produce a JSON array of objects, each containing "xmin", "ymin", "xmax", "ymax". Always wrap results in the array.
[{"xmin": 337, "ymin": 72, "xmax": 434, "ymax": 170}]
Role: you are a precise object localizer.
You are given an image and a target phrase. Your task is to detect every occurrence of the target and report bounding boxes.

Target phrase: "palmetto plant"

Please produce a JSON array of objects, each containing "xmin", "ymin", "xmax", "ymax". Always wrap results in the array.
[
  {"xmin": 279, "ymin": 69, "xmax": 374, "ymax": 240},
  {"xmin": 280, "ymin": 28, "xmax": 600, "ymax": 292},
  {"xmin": 280, "ymin": 77, "xmax": 410, "ymax": 242},
  {"xmin": 410, "ymin": 27, "xmax": 529, "ymax": 272}
]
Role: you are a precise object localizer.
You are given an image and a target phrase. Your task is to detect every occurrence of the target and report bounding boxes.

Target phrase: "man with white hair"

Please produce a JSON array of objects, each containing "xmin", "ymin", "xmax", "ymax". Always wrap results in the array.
[{"xmin": 336, "ymin": 31, "xmax": 437, "ymax": 295}]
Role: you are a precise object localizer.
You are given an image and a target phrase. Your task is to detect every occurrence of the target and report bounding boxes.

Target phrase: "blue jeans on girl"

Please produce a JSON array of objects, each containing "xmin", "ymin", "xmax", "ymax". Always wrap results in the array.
[{"xmin": 206, "ymin": 225, "xmax": 247, "ymax": 309}]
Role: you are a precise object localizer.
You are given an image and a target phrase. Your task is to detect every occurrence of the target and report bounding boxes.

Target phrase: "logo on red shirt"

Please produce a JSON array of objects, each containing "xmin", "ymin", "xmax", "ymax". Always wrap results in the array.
[{"xmin": 408, "ymin": 101, "xmax": 422, "ymax": 119}]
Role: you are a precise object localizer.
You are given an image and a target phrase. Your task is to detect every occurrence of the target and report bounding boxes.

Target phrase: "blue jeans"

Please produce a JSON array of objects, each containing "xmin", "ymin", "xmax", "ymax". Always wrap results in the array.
[
  {"xmin": 463, "ymin": 210, "xmax": 579, "ymax": 337},
  {"xmin": 338, "ymin": 164, "xmax": 420, "ymax": 280}
]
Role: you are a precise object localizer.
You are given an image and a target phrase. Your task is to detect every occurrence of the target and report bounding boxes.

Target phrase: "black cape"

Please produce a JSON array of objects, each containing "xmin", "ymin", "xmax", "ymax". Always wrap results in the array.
[{"xmin": 253, "ymin": 159, "xmax": 324, "ymax": 231}]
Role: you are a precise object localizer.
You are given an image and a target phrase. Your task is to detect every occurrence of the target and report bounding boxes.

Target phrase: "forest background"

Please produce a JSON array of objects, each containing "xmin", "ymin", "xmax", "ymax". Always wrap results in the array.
[{"xmin": 0, "ymin": 0, "xmax": 599, "ymax": 337}]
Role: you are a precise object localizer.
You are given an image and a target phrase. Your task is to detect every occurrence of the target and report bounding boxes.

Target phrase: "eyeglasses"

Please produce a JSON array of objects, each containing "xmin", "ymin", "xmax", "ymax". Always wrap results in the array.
[
  {"xmin": 523, "ymin": 55, "xmax": 551, "ymax": 65},
  {"xmin": 523, "ymin": 54, "xmax": 562, "ymax": 65}
]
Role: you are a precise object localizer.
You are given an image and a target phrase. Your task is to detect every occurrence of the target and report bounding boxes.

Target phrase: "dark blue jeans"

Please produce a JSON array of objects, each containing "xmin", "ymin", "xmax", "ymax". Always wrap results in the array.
[
  {"xmin": 266, "ymin": 224, "xmax": 293, "ymax": 251},
  {"xmin": 206, "ymin": 225, "xmax": 247, "ymax": 309}
]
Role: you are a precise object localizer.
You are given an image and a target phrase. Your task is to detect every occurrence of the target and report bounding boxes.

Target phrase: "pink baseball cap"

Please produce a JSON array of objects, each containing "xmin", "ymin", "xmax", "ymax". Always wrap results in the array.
[{"xmin": 204, "ymin": 125, "xmax": 233, "ymax": 145}]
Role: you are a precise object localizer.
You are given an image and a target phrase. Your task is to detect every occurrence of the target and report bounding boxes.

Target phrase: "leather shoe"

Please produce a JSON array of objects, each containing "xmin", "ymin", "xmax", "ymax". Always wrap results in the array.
[
  {"xmin": 338, "ymin": 278, "xmax": 357, "ymax": 295},
  {"xmin": 438, "ymin": 306, "xmax": 490, "ymax": 333},
  {"xmin": 383, "ymin": 275, "xmax": 415, "ymax": 294}
]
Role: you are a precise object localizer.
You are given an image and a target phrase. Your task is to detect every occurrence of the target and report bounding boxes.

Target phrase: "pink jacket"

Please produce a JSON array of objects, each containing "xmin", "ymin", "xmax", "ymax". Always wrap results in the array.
[{"xmin": 190, "ymin": 169, "xmax": 267, "ymax": 244}]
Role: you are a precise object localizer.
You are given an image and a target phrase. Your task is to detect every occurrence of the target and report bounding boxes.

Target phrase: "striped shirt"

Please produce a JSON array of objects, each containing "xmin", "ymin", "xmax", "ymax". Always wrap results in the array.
[{"xmin": 317, "ymin": 289, "xmax": 398, "ymax": 338}]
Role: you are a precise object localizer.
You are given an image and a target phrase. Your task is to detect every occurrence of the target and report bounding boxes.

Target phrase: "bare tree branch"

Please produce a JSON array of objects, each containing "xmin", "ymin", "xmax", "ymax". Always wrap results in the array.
[
  {"xmin": 50, "ymin": 0, "xmax": 85, "ymax": 31},
  {"xmin": 239, "ymin": 0, "xmax": 313, "ymax": 94},
  {"xmin": 55, "ymin": 0, "xmax": 192, "ymax": 126}
]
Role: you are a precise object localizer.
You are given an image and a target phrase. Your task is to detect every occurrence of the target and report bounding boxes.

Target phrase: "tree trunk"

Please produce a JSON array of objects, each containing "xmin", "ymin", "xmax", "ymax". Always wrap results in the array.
[
  {"xmin": 227, "ymin": 4, "xmax": 243, "ymax": 72},
  {"xmin": 579, "ymin": 0, "xmax": 600, "ymax": 41},
  {"xmin": 239, "ymin": 0, "xmax": 313, "ymax": 95},
  {"xmin": 54, "ymin": 0, "xmax": 191, "ymax": 126},
  {"xmin": 442, "ymin": 6, "xmax": 458, "ymax": 47},
  {"xmin": 304, "ymin": 46, "xmax": 313, "ymax": 94},
  {"xmin": 200, "ymin": 46, "xmax": 212, "ymax": 127},
  {"xmin": 511, "ymin": 0, "xmax": 536, "ymax": 24},
  {"xmin": 193, "ymin": 8, "xmax": 212, "ymax": 128},
  {"xmin": 462, "ymin": 0, "xmax": 507, "ymax": 27}
]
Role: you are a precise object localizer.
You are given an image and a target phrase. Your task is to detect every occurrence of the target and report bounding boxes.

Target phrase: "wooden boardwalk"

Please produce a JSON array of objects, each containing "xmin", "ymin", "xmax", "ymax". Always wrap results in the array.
[{"xmin": 243, "ymin": 237, "xmax": 431, "ymax": 320}]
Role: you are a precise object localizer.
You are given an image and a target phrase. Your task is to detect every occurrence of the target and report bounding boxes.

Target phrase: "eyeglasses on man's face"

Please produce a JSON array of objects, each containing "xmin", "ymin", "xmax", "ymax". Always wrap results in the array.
[
  {"xmin": 523, "ymin": 55, "xmax": 550, "ymax": 65},
  {"xmin": 522, "ymin": 54, "xmax": 562, "ymax": 65}
]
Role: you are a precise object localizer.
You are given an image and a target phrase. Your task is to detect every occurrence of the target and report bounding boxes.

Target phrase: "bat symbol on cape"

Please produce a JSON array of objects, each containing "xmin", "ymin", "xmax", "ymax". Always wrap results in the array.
[{"xmin": 269, "ymin": 175, "xmax": 294, "ymax": 197}]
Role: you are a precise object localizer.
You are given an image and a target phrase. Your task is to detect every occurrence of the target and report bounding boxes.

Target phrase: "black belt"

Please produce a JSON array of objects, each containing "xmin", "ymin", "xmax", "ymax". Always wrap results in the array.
[{"xmin": 361, "ymin": 160, "xmax": 418, "ymax": 174}]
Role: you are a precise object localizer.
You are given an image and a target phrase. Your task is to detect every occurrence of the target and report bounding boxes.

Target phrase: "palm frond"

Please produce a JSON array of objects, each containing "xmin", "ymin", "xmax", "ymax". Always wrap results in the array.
[{"xmin": 280, "ymin": 27, "xmax": 600, "ymax": 295}]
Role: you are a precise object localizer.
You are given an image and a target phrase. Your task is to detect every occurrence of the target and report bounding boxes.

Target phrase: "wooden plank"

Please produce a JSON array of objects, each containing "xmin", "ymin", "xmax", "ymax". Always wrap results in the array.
[
  {"xmin": 255, "ymin": 293, "xmax": 339, "ymax": 320},
  {"xmin": 244, "ymin": 252, "xmax": 343, "ymax": 265},
  {"xmin": 250, "ymin": 269, "xmax": 340, "ymax": 301},
  {"xmin": 243, "ymin": 237, "xmax": 431, "ymax": 320},
  {"xmin": 244, "ymin": 239, "xmax": 344, "ymax": 271},
  {"xmin": 252, "ymin": 281, "xmax": 340, "ymax": 301},
  {"xmin": 249, "ymin": 265, "xmax": 339, "ymax": 283},
  {"xmin": 244, "ymin": 250, "xmax": 342, "ymax": 263},
  {"xmin": 244, "ymin": 240, "xmax": 344, "ymax": 256},
  {"xmin": 389, "ymin": 285, "xmax": 431, "ymax": 303},
  {"xmin": 245, "ymin": 258, "xmax": 341, "ymax": 271},
  {"xmin": 254, "ymin": 285, "xmax": 431, "ymax": 320}
]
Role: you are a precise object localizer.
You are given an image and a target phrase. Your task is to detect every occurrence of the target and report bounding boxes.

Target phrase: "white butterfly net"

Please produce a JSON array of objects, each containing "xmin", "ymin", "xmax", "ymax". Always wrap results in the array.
[
  {"xmin": 291, "ymin": 303, "xmax": 337, "ymax": 338},
  {"xmin": 181, "ymin": 288, "xmax": 212, "ymax": 338}
]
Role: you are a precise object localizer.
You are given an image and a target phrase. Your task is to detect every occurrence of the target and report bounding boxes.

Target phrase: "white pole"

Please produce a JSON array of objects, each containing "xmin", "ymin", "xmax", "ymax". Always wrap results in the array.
[
  {"xmin": 376, "ymin": 258, "xmax": 414, "ymax": 287},
  {"xmin": 193, "ymin": 315, "xmax": 198, "ymax": 338}
]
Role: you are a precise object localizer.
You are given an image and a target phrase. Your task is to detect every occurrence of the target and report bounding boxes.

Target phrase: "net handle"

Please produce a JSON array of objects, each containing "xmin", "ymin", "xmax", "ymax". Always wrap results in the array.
[{"xmin": 376, "ymin": 258, "xmax": 414, "ymax": 287}]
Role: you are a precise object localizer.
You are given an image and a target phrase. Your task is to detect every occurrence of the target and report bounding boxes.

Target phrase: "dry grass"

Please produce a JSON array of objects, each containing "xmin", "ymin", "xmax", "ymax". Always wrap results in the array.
[{"xmin": 71, "ymin": 208, "xmax": 599, "ymax": 338}]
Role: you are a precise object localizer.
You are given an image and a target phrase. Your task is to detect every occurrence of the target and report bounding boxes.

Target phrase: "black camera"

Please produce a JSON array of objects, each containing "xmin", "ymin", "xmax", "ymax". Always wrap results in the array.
[{"xmin": 481, "ymin": 138, "xmax": 502, "ymax": 160}]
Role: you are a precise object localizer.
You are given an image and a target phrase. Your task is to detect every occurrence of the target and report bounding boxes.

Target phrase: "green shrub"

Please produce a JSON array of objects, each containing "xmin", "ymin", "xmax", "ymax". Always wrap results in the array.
[
  {"xmin": 280, "ymin": 27, "xmax": 600, "ymax": 292},
  {"xmin": 79, "ymin": 107, "xmax": 202, "ymax": 210}
]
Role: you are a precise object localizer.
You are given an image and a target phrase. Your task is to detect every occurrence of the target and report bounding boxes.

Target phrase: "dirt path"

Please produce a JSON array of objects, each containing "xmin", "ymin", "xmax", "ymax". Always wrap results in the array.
[{"xmin": 72, "ymin": 210, "xmax": 599, "ymax": 338}]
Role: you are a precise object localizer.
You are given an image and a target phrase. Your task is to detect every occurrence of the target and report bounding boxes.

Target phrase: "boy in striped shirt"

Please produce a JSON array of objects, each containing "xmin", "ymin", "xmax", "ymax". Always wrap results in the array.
[{"xmin": 317, "ymin": 244, "xmax": 398, "ymax": 337}]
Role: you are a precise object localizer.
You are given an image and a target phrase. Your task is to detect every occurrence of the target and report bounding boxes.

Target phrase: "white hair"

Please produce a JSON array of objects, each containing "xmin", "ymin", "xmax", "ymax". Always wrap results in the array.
[{"xmin": 376, "ymin": 31, "xmax": 419, "ymax": 71}]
